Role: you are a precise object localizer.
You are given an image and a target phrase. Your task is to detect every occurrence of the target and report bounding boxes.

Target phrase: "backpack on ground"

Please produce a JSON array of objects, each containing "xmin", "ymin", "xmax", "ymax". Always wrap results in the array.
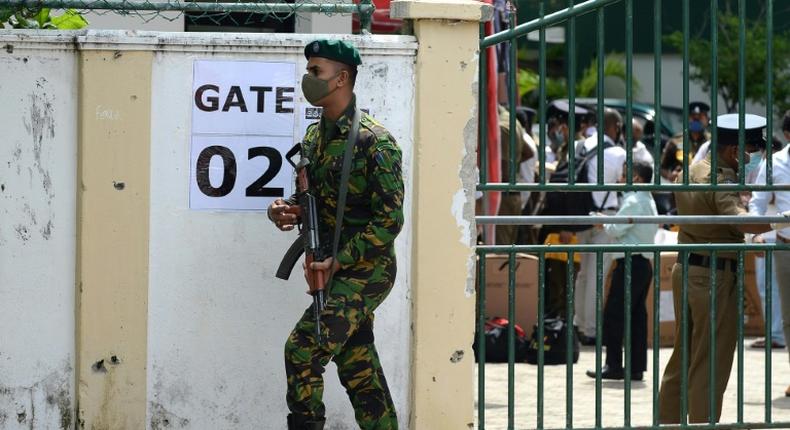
[
  {"xmin": 473, "ymin": 317, "xmax": 529, "ymax": 363},
  {"xmin": 525, "ymin": 317, "xmax": 580, "ymax": 365},
  {"xmin": 539, "ymin": 140, "xmax": 613, "ymax": 231}
]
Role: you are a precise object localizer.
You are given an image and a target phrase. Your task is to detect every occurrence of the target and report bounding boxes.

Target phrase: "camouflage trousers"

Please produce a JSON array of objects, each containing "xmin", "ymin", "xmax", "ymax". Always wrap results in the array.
[{"xmin": 284, "ymin": 264, "xmax": 398, "ymax": 429}]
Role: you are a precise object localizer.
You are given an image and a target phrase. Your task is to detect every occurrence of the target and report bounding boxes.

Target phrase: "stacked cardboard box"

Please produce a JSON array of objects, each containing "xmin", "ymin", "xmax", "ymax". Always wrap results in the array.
[
  {"xmin": 478, "ymin": 253, "xmax": 540, "ymax": 335},
  {"xmin": 479, "ymin": 252, "xmax": 765, "ymax": 348}
]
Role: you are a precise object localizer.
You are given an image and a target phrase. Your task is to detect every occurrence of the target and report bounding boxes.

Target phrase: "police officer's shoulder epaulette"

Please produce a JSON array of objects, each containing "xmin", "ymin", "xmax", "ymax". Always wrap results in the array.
[{"xmin": 716, "ymin": 168, "xmax": 736, "ymax": 184}]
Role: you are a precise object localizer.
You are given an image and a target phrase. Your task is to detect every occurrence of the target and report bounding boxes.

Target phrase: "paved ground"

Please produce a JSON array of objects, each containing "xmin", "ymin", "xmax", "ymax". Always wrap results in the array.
[{"xmin": 475, "ymin": 340, "xmax": 790, "ymax": 429}]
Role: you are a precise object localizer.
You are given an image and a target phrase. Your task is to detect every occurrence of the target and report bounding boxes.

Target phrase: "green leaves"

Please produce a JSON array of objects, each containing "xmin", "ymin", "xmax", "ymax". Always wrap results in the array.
[
  {"xmin": 0, "ymin": 7, "xmax": 88, "ymax": 29},
  {"xmin": 666, "ymin": 12, "xmax": 790, "ymax": 114},
  {"xmin": 577, "ymin": 53, "xmax": 640, "ymax": 98},
  {"xmin": 518, "ymin": 53, "xmax": 639, "ymax": 105},
  {"xmin": 0, "ymin": 7, "xmax": 15, "ymax": 23},
  {"xmin": 50, "ymin": 9, "xmax": 88, "ymax": 29},
  {"xmin": 34, "ymin": 8, "xmax": 51, "ymax": 28}
]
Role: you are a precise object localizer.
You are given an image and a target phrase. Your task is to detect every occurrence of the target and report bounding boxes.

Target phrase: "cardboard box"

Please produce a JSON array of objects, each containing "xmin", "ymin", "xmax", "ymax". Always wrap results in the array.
[
  {"xmin": 477, "ymin": 253, "xmax": 540, "ymax": 335},
  {"xmin": 476, "ymin": 252, "xmax": 765, "ymax": 347}
]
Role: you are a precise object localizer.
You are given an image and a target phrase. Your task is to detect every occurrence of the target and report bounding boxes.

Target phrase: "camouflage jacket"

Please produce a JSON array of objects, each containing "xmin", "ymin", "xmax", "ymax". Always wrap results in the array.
[{"xmin": 294, "ymin": 97, "xmax": 404, "ymax": 274}]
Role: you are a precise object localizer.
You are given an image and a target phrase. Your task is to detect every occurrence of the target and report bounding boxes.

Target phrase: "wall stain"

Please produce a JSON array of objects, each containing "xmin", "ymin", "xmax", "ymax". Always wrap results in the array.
[
  {"xmin": 224, "ymin": 412, "xmax": 240, "ymax": 425},
  {"xmin": 13, "ymin": 224, "xmax": 31, "ymax": 241},
  {"xmin": 9, "ymin": 78, "xmax": 58, "ymax": 243},
  {"xmin": 41, "ymin": 220, "xmax": 53, "ymax": 240},
  {"xmin": 46, "ymin": 389, "xmax": 72, "ymax": 429},
  {"xmin": 23, "ymin": 203, "xmax": 37, "ymax": 226},
  {"xmin": 21, "ymin": 80, "xmax": 56, "ymax": 200},
  {"xmin": 0, "ymin": 361, "xmax": 73, "ymax": 429},
  {"xmin": 149, "ymin": 402, "xmax": 190, "ymax": 430},
  {"xmin": 370, "ymin": 62, "xmax": 388, "ymax": 79}
]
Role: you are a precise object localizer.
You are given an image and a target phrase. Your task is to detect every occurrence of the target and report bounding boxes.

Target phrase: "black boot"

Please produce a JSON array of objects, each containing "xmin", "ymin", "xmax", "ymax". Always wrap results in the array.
[{"xmin": 287, "ymin": 414, "xmax": 325, "ymax": 430}]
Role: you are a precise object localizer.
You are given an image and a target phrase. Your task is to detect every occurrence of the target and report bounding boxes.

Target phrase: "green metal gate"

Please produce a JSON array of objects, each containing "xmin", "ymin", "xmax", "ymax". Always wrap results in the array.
[{"xmin": 475, "ymin": 0, "xmax": 790, "ymax": 429}]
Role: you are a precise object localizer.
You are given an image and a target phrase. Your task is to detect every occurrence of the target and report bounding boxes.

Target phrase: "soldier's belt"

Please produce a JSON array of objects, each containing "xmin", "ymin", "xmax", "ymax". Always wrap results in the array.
[{"xmin": 683, "ymin": 253, "xmax": 737, "ymax": 273}]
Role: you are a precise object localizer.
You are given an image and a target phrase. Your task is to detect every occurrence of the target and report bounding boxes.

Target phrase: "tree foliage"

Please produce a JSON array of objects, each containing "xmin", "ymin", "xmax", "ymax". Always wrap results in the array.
[
  {"xmin": 518, "ymin": 53, "xmax": 639, "ymax": 104},
  {"xmin": 0, "ymin": 7, "xmax": 88, "ymax": 29},
  {"xmin": 666, "ymin": 12, "xmax": 790, "ymax": 114}
]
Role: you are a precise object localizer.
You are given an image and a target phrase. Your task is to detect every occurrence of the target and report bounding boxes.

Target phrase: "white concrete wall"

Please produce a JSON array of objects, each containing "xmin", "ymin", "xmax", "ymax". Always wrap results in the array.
[
  {"xmin": 143, "ymin": 33, "xmax": 416, "ymax": 429},
  {"xmin": 0, "ymin": 30, "xmax": 415, "ymax": 429},
  {"xmin": 0, "ymin": 35, "xmax": 78, "ymax": 429}
]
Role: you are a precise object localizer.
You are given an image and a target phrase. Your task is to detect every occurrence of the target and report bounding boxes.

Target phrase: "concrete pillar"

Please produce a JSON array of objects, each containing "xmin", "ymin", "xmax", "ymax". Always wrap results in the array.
[
  {"xmin": 390, "ymin": 1, "xmax": 492, "ymax": 428},
  {"xmin": 77, "ymin": 49, "xmax": 152, "ymax": 429}
]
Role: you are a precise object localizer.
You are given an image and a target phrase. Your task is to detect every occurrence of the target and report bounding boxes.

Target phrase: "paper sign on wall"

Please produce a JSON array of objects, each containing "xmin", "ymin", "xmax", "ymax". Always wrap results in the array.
[{"xmin": 190, "ymin": 60, "xmax": 297, "ymax": 210}]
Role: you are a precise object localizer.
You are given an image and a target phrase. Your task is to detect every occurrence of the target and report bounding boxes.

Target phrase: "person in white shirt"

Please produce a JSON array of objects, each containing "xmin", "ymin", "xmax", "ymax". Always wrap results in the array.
[
  {"xmin": 574, "ymin": 108, "xmax": 627, "ymax": 344},
  {"xmin": 515, "ymin": 107, "xmax": 538, "ymax": 207},
  {"xmin": 691, "ymin": 140, "xmax": 711, "ymax": 165},
  {"xmin": 748, "ymin": 137, "xmax": 786, "ymax": 351},
  {"xmin": 586, "ymin": 160, "xmax": 658, "ymax": 381},
  {"xmin": 750, "ymin": 127, "xmax": 790, "ymax": 397},
  {"xmin": 515, "ymin": 107, "xmax": 540, "ymax": 245}
]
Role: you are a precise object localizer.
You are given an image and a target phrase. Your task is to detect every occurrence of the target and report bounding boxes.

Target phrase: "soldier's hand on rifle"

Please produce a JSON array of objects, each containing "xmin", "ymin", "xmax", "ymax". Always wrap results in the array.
[
  {"xmin": 268, "ymin": 198, "xmax": 298, "ymax": 231},
  {"xmin": 302, "ymin": 258, "xmax": 338, "ymax": 293},
  {"xmin": 311, "ymin": 257, "xmax": 340, "ymax": 276}
]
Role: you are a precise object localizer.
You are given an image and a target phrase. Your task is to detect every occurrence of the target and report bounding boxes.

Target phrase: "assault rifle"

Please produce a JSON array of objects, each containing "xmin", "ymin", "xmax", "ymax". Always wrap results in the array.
[{"xmin": 276, "ymin": 144, "xmax": 329, "ymax": 343}]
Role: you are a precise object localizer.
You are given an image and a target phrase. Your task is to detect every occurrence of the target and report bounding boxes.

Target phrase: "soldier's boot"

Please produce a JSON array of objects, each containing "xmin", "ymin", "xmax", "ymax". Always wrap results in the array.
[{"xmin": 287, "ymin": 414, "xmax": 325, "ymax": 430}]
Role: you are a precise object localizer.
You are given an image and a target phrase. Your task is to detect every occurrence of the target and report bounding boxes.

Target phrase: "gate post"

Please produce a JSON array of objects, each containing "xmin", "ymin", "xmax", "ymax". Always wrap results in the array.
[
  {"xmin": 76, "ymin": 47, "xmax": 153, "ymax": 429},
  {"xmin": 391, "ymin": 1, "xmax": 492, "ymax": 428}
]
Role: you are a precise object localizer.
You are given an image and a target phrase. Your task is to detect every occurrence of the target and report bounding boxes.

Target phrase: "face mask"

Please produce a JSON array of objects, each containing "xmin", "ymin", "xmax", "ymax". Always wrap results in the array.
[
  {"xmin": 301, "ymin": 72, "xmax": 340, "ymax": 106},
  {"xmin": 689, "ymin": 120, "xmax": 704, "ymax": 133},
  {"xmin": 743, "ymin": 151, "xmax": 763, "ymax": 178}
]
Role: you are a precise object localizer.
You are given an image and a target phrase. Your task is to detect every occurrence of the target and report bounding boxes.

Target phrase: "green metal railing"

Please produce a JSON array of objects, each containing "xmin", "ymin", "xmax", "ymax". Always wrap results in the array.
[{"xmin": 476, "ymin": 0, "xmax": 789, "ymax": 429}]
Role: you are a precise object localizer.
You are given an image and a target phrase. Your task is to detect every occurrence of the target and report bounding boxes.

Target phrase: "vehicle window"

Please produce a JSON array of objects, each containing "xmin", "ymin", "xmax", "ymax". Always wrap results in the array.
[{"xmin": 661, "ymin": 108, "xmax": 684, "ymax": 137}]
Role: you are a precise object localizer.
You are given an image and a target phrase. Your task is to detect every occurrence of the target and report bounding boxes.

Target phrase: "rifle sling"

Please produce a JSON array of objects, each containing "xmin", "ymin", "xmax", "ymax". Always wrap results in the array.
[{"xmin": 326, "ymin": 107, "xmax": 361, "ymax": 289}]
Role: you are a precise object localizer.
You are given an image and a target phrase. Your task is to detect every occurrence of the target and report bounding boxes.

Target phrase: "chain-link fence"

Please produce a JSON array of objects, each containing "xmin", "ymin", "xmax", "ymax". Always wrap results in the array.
[{"xmin": 0, "ymin": 0, "xmax": 374, "ymax": 31}]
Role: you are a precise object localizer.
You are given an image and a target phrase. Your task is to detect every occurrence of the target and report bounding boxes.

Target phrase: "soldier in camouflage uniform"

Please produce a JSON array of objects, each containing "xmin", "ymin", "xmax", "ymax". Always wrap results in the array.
[{"xmin": 268, "ymin": 39, "xmax": 403, "ymax": 430}]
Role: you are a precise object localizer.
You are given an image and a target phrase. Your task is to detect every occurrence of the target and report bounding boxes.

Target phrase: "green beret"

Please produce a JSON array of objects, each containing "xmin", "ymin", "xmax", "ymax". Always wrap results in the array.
[{"xmin": 304, "ymin": 39, "xmax": 362, "ymax": 67}]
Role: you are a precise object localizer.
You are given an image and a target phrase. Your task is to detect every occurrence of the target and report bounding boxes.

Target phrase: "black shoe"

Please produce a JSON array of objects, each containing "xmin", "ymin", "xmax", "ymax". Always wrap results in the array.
[
  {"xmin": 586, "ymin": 365, "xmax": 625, "ymax": 380},
  {"xmin": 287, "ymin": 414, "xmax": 325, "ymax": 430},
  {"xmin": 631, "ymin": 372, "xmax": 644, "ymax": 382}
]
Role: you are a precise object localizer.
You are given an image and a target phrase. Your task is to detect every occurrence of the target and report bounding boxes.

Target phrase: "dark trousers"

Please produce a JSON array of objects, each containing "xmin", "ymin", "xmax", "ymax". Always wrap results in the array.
[{"xmin": 603, "ymin": 255, "xmax": 652, "ymax": 372}]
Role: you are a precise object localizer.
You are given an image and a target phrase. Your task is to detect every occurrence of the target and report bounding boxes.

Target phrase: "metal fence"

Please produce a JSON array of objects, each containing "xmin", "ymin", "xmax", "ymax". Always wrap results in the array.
[
  {"xmin": 476, "ymin": 0, "xmax": 790, "ymax": 429},
  {"xmin": 0, "ymin": 0, "xmax": 374, "ymax": 30}
]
